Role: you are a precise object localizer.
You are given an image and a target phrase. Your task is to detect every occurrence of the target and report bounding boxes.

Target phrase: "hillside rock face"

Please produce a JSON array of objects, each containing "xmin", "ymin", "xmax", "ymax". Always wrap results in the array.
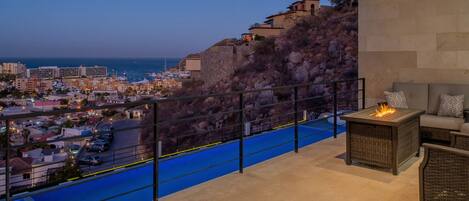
[
  {"xmin": 142, "ymin": 8, "xmax": 358, "ymax": 155},
  {"xmin": 223, "ymin": 9, "xmax": 358, "ymax": 93}
]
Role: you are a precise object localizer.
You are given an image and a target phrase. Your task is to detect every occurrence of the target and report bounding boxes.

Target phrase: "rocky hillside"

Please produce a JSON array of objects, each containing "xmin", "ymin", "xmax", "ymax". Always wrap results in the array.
[
  {"xmin": 223, "ymin": 8, "xmax": 357, "ymax": 93},
  {"xmin": 142, "ymin": 7, "xmax": 358, "ymax": 154}
]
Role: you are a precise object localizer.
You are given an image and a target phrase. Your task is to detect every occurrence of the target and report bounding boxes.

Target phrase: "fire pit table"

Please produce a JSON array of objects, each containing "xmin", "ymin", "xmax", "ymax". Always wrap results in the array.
[{"xmin": 341, "ymin": 106, "xmax": 425, "ymax": 175}]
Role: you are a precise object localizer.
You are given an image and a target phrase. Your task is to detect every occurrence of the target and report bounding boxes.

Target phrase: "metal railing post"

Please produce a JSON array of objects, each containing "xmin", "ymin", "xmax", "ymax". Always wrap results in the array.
[
  {"xmin": 5, "ymin": 119, "xmax": 10, "ymax": 201},
  {"xmin": 110, "ymin": 126, "xmax": 114, "ymax": 135},
  {"xmin": 152, "ymin": 102, "xmax": 159, "ymax": 201},
  {"xmin": 333, "ymin": 82, "xmax": 338, "ymax": 139},
  {"xmin": 176, "ymin": 135, "xmax": 179, "ymax": 152},
  {"xmin": 239, "ymin": 93, "xmax": 244, "ymax": 174},
  {"xmin": 294, "ymin": 86, "xmax": 299, "ymax": 153},
  {"xmin": 361, "ymin": 78, "xmax": 366, "ymax": 109}
]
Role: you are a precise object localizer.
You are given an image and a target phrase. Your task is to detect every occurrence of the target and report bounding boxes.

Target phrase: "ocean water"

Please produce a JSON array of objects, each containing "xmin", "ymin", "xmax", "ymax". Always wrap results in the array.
[{"xmin": 0, "ymin": 58, "xmax": 180, "ymax": 82}]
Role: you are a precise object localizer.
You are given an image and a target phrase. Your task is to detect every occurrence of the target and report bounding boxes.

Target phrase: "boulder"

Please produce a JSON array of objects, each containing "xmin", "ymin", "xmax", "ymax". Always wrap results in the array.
[
  {"xmin": 313, "ymin": 76, "xmax": 324, "ymax": 84},
  {"xmin": 294, "ymin": 63, "xmax": 309, "ymax": 82},
  {"xmin": 328, "ymin": 40, "xmax": 339, "ymax": 57},
  {"xmin": 258, "ymin": 90, "xmax": 275, "ymax": 105},
  {"xmin": 288, "ymin": 52, "xmax": 303, "ymax": 64},
  {"xmin": 198, "ymin": 121, "xmax": 209, "ymax": 129}
]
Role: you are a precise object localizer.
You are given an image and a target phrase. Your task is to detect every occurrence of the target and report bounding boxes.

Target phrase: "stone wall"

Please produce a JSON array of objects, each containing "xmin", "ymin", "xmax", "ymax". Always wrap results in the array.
[
  {"xmin": 200, "ymin": 42, "xmax": 254, "ymax": 87},
  {"xmin": 250, "ymin": 28, "xmax": 283, "ymax": 37},
  {"xmin": 359, "ymin": 0, "xmax": 469, "ymax": 106}
]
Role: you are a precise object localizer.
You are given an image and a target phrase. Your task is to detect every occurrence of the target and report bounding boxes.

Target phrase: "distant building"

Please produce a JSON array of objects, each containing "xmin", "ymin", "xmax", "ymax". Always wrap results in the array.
[
  {"xmin": 61, "ymin": 128, "xmax": 92, "ymax": 139},
  {"xmin": 180, "ymin": 54, "xmax": 202, "ymax": 80},
  {"xmin": 27, "ymin": 67, "xmax": 58, "ymax": 79},
  {"xmin": 15, "ymin": 78, "xmax": 29, "ymax": 92},
  {"xmin": 126, "ymin": 109, "xmax": 144, "ymax": 120},
  {"xmin": 0, "ymin": 62, "xmax": 27, "ymax": 76},
  {"xmin": 90, "ymin": 90, "xmax": 119, "ymax": 101},
  {"xmin": 82, "ymin": 66, "xmax": 107, "ymax": 77},
  {"xmin": 26, "ymin": 66, "xmax": 108, "ymax": 79},
  {"xmin": 59, "ymin": 67, "xmax": 80, "ymax": 78},
  {"xmin": 249, "ymin": 25, "xmax": 284, "ymax": 38},
  {"xmin": 15, "ymin": 78, "xmax": 53, "ymax": 93},
  {"xmin": 0, "ymin": 148, "xmax": 68, "ymax": 194},
  {"xmin": 249, "ymin": 0, "xmax": 320, "ymax": 37},
  {"xmin": 0, "ymin": 157, "xmax": 33, "ymax": 195},
  {"xmin": 242, "ymin": 33, "xmax": 254, "ymax": 42},
  {"xmin": 32, "ymin": 100, "xmax": 62, "ymax": 111}
]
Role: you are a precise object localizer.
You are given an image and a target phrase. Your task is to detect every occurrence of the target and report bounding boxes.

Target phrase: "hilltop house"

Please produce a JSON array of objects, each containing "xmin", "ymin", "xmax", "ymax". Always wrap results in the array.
[
  {"xmin": 249, "ymin": 0, "xmax": 320, "ymax": 37},
  {"xmin": 178, "ymin": 1, "xmax": 321, "ymax": 88}
]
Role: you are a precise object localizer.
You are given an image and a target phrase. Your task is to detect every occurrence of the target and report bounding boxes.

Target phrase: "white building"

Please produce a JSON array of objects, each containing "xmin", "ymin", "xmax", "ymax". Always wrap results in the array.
[
  {"xmin": 0, "ymin": 149, "xmax": 67, "ymax": 196},
  {"xmin": 0, "ymin": 157, "xmax": 33, "ymax": 195},
  {"xmin": 22, "ymin": 148, "xmax": 67, "ymax": 187}
]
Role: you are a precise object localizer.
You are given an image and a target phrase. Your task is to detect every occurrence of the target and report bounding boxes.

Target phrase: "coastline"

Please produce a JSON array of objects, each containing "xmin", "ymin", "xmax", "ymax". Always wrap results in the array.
[{"xmin": 0, "ymin": 57, "xmax": 181, "ymax": 82}]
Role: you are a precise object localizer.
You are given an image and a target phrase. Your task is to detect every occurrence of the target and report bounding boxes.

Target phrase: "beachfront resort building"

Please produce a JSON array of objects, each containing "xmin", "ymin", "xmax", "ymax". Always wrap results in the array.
[
  {"xmin": 83, "ymin": 66, "xmax": 107, "ymax": 77},
  {"xmin": 59, "ymin": 67, "xmax": 81, "ymax": 78},
  {"xmin": 0, "ymin": 63, "xmax": 27, "ymax": 76},
  {"xmin": 27, "ymin": 67, "xmax": 58, "ymax": 79},
  {"xmin": 249, "ymin": 0, "xmax": 320, "ymax": 37},
  {"xmin": 27, "ymin": 66, "xmax": 108, "ymax": 80}
]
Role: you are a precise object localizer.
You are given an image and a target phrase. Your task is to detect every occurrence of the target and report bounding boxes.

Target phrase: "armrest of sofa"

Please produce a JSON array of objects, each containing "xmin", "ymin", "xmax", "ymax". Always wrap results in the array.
[
  {"xmin": 450, "ymin": 131, "xmax": 469, "ymax": 151},
  {"xmin": 422, "ymin": 143, "xmax": 469, "ymax": 157},
  {"xmin": 420, "ymin": 143, "xmax": 469, "ymax": 201}
]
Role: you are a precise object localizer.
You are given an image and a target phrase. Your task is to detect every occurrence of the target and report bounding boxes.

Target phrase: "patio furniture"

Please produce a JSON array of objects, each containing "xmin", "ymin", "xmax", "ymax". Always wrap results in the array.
[
  {"xmin": 393, "ymin": 83, "xmax": 469, "ymax": 144},
  {"xmin": 420, "ymin": 142, "xmax": 469, "ymax": 201},
  {"xmin": 342, "ymin": 107, "xmax": 424, "ymax": 175}
]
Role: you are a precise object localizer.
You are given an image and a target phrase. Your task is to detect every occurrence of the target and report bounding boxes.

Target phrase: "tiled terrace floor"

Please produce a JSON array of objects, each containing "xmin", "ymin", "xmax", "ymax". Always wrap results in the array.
[{"xmin": 164, "ymin": 134, "xmax": 421, "ymax": 201}]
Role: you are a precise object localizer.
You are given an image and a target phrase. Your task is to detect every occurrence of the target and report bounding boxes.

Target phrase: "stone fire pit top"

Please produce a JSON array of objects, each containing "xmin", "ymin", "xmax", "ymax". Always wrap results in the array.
[{"xmin": 341, "ymin": 106, "xmax": 425, "ymax": 127}]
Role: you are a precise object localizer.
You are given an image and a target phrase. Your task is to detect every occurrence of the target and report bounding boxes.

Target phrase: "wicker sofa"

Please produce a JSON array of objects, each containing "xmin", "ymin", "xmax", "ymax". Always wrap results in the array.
[
  {"xmin": 419, "ymin": 132, "xmax": 469, "ymax": 201},
  {"xmin": 393, "ymin": 83, "xmax": 469, "ymax": 144}
]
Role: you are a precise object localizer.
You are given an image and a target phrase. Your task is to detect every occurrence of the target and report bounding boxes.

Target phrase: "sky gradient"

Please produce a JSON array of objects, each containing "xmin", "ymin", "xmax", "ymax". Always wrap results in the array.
[{"xmin": 0, "ymin": 0, "xmax": 330, "ymax": 58}]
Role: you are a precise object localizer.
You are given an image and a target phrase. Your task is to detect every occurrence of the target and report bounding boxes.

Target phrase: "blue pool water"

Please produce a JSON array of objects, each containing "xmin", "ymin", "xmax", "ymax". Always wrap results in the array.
[{"xmin": 15, "ymin": 120, "xmax": 346, "ymax": 201}]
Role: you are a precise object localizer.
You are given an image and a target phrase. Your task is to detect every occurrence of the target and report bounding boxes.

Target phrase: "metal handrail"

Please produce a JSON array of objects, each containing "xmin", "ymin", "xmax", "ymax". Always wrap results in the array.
[
  {"xmin": 2, "ymin": 78, "xmax": 365, "ymax": 201},
  {"xmin": 0, "ymin": 78, "xmax": 362, "ymax": 121}
]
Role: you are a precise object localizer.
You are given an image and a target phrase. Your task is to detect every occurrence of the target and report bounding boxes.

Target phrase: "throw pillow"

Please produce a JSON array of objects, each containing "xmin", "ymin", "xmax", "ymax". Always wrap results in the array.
[
  {"xmin": 438, "ymin": 94, "xmax": 464, "ymax": 118},
  {"xmin": 384, "ymin": 91, "xmax": 409, "ymax": 108}
]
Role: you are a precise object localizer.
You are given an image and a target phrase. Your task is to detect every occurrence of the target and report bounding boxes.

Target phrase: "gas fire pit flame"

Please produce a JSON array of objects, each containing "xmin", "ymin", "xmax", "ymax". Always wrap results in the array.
[{"xmin": 374, "ymin": 104, "xmax": 396, "ymax": 118}]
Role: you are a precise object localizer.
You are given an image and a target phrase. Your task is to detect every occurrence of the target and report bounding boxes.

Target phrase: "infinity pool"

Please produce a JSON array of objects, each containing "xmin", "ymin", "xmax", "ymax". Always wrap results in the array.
[{"xmin": 15, "ymin": 119, "xmax": 346, "ymax": 201}]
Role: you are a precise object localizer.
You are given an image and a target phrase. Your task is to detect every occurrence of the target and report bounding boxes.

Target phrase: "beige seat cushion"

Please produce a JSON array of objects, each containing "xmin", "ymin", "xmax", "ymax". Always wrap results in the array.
[{"xmin": 420, "ymin": 114, "xmax": 464, "ymax": 130}]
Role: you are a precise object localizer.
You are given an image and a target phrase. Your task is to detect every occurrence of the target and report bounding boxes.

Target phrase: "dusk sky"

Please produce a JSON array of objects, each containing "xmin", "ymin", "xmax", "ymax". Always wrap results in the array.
[{"xmin": 0, "ymin": 0, "xmax": 331, "ymax": 58}]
